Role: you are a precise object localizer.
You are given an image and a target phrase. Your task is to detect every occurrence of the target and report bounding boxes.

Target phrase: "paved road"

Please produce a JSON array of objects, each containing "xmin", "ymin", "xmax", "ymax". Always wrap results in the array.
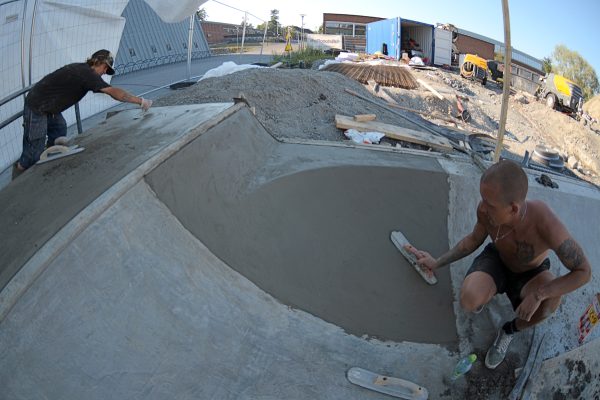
[{"xmin": 67, "ymin": 54, "xmax": 273, "ymax": 135}]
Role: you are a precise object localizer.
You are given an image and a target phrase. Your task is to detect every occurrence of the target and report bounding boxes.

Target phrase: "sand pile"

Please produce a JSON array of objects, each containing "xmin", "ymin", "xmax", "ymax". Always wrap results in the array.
[{"xmin": 155, "ymin": 68, "xmax": 425, "ymax": 142}]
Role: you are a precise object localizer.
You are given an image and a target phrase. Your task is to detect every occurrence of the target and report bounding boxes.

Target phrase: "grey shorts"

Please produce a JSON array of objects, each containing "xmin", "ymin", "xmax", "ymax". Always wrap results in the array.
[{"xmin": 466, "ymin": 243, "xmax": 550, "ymax": 310}]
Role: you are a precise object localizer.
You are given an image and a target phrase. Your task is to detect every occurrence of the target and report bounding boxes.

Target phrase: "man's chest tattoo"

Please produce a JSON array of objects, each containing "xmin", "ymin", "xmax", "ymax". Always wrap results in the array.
[{"xmin": 515, "ymin": 240, "xmax": 535, "ymax": 263}]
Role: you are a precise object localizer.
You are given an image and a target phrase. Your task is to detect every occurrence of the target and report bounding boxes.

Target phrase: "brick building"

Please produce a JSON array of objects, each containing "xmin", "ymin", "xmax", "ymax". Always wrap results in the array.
[{"xmin": 201, "ymin": 21, "xmax": 262, "ymax": 46}]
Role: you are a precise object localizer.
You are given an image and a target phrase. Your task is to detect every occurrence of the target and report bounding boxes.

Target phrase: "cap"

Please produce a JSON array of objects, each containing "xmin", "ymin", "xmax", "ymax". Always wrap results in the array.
[{"xmin": 89, "ymin": 49, "xmax": 115, "ymax": 75}]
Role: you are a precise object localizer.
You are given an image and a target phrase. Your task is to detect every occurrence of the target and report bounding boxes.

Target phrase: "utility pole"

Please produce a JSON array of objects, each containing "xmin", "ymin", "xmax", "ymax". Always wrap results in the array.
[{"xmin": 300, "ymin": 14, "xmax": 305, "ymax": 51}]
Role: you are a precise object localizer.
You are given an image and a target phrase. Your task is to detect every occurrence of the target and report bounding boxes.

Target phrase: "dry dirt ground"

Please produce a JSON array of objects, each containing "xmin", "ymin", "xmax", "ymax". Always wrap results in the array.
[{"xmin": 156, "ymin": 64, "xmax": 600, "ymax": 186}]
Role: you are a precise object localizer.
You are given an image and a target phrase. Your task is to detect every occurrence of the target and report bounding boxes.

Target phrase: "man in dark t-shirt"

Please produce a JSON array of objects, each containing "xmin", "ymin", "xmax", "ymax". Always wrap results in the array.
[{"xmin": 16, "ymin": 49, "xmax": 153, "ymax": 172}]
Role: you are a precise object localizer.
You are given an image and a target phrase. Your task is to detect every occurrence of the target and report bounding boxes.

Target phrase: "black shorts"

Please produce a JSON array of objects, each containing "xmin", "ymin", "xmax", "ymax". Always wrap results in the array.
[{"xmin": 466, "ymin": 243, "xmax": 550, "ymax": 310}]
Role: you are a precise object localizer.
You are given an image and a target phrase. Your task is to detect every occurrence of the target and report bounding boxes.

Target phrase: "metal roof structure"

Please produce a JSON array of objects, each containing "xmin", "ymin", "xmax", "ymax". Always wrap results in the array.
[{"xmin": 115, "ymin": 0, "xmax": 210, "ymax": 75}]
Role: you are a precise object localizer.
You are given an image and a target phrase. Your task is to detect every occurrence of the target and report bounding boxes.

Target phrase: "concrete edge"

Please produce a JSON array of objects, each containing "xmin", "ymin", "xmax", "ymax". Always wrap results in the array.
[{"xmin": 0, "ymin": 102, "xmax": 243, "ymax": 323}]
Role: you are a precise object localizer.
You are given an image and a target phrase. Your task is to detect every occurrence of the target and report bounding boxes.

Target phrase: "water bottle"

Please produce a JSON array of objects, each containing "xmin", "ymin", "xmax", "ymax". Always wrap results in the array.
[{"xmin": 451, "ymin": 354, "xmax": 477, "ymax": 380}]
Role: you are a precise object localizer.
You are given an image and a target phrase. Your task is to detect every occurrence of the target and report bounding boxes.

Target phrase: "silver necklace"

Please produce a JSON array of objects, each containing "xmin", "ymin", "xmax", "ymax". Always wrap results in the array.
[{"xmin": 494, "ymin": 202, "xmax": 528, "ymax": 242}]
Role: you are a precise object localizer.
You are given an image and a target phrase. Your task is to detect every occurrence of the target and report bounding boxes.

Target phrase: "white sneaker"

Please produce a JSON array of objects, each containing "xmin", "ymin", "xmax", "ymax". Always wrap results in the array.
[{"xmin": 485, "ymin": 327, "xmax": 514, "ymax": 369}]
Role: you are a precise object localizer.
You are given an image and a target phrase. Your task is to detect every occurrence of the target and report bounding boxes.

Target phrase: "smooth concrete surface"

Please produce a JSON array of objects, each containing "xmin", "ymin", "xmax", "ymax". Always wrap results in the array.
[
  {"xmin": 1, "ymin": 103, "xmax": 600, "ymax": 399},
  {"xmin": 0, "ymin": 103, "xmax": 232, "ymax": 292},
  {"xmin": 145, "ymin": 107, "xmax": 456, "ymax": 344},
  {"xmin": 0, "ymin": 181, "xmax": 457, "ymax": 400}
]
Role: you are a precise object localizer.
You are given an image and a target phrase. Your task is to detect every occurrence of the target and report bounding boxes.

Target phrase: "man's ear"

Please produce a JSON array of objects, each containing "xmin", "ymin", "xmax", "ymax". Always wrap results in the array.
[{"xmin": 510, "ymin": 202, "xmax": 519, "ymax": 215}]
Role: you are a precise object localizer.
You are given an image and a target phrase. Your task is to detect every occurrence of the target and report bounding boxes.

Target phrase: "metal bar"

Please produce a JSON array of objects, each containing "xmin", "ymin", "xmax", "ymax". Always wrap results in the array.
[
  {"xmin": 187, "ymin": 15, "xmax": 194, "ymax": 81},
  {"xmin": 0, "ymin": 85, "xmax": 31, "ymax": 108},
  {"xmin": 0, "ymin": 111, "xmax": 23, "ymax": 131},
  {"xmin": 28, "ymin": 0, "xmax": 39, "ymax": 86},
  {"xmin": 240, "ymin": 12, "xmax": 247, "ymax": 56},
  {"xmin": 74, "ymin": 103, "xmax": 83, "ymax": 134},
  {"xmin": 494, "ymin": 0, "xmax": 512, "ymax": 162},
  {"xmin": 260, "ymin": 21, "xmax": 268, "ymax": 56},
  {"xmin": 20, "ymin": 0, "xmax": 29, "ymax": 90}
]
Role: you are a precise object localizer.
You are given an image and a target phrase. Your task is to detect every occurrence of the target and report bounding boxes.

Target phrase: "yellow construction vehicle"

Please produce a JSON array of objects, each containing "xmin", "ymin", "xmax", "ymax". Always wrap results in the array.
[
  {"xmin": 535, "ymin": 73, "xmax": 583, "ymax": 114},
  {"xmin": 460, "ymin": 54, "xmax": 488, "ymax": 85}
]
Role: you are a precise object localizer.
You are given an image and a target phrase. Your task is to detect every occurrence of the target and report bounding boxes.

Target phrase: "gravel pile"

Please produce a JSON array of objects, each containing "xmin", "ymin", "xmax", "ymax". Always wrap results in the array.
[{"xmin": 155, "ymin": 68, "xmax": 428, "ymax": 141}]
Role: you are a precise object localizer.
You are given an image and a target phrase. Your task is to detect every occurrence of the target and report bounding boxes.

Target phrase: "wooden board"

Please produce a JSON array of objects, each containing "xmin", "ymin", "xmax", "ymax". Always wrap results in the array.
[
  {"xmin": 335, "ymin": 114, "xmax": 453, "ymax": 152},
  {"xmin": 354, "ymin": 114, "xmax": 376, "ymax": 122},
  {"xmin": 416, "ymin": 79, "xmax": 445, "ymax": 100}
]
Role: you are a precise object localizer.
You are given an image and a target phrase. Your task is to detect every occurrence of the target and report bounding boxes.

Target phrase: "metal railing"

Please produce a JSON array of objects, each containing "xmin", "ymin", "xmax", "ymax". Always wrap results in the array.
[
  {"xmin": 0, "ymin": 86, "xmax": 83, "ymax": 133},
  {"xmin": 113, "ymin": 51, "xmax": 211, "ymax": 75}
]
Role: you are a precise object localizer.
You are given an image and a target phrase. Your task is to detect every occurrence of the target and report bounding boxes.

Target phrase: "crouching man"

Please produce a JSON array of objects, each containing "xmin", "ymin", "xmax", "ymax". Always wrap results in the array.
[{"xmin": 406, "ymin": 160, "xmax": 591, "ymax": 369}]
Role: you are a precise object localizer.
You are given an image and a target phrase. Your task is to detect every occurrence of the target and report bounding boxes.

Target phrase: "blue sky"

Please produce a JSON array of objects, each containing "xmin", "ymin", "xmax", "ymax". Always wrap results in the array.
[{"xmin": 202, "ymin": 0, "xmax": 600, "ymax": 75}]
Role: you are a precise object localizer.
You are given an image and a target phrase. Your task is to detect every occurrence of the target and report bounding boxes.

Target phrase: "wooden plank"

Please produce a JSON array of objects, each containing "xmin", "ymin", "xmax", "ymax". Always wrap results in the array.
[
  {"xmin": 335, "ymin": 114, "xmax": 453, "ymax": 152},
  {"xmin": 416, "ymin": 78, "xmax": 445, "ymax": 100},
  {"xmin": 354, "ymin": 114, "xmax": 376, "ymax": 122}
]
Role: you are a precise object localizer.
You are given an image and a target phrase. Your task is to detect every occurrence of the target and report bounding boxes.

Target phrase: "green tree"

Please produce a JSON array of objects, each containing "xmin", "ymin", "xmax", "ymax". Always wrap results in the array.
[
  {"xmin": 256, "ymin": 22, "xmax": 266, "ymax": 32},
  {"xmin": 241, "ymin": 19, "xmax": 254, "ymax": 29},
  {"xmin": 317, "ymin": 24, "xmax": 323, "ymax": 34},
  {"xmin": 551, "ymin": 44, "xmax": 599, "ymax": 100},
  {"xmin": 268, "ymin": 9, "xmax": 279, "ymax": 35},
  {"xmin": 541, "ymin": 56, "xmax": 552, "ymax": 74},
  {"xmin": 196, "ymin": 8, "xmax": 207, "ymax": 21}
]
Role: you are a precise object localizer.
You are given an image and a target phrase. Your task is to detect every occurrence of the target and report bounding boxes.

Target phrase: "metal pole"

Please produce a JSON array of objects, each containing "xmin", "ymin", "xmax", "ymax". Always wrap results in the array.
[
  {"xmin": 187, "ymin": 14, "xmax": 194, "ymax": 82},
  {"xmin": 300, "ymin": 14, "xmax": 305, "ymax": 51},
  {"xmin": 74, "ymin": 103, "xmax": 83, "ymax": 134},
  {"xmin": 240, "ymin": 12, "xmax": 247, "ymax": 55},
  {"xmin": 494, "ymin": 0, "xmax": 512, "ymax": 162},
  {"xmin": 28, "ymin": 0, "xmax": 38, "ymax": 86},
  {"xmin": 19, "ymin": 0, "xmax": 29, "ymax": 90},
  {"xmin": 260, "ymin": 21, "xmax": 268, "ymax": 56}
]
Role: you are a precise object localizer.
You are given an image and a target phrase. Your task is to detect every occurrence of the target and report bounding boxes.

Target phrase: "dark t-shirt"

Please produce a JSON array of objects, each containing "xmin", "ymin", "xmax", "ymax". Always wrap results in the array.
[{"xmin": 25, "ymin": 63, "xmax": 111, "ymax": 114}]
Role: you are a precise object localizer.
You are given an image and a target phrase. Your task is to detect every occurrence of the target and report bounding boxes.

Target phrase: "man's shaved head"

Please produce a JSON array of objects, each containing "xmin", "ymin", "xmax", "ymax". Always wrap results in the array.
[{"xmin": 481, "ymin": 160, "xmax": 528, "ymax": 205}]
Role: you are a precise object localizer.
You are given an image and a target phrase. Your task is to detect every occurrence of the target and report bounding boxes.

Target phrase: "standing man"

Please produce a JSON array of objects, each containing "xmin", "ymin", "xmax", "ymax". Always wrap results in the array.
[
  {"xmin": 16, "ymin": 49, "xmax": 153, "ymax": 172},
  {"xmin": 406, "ymin": 160, "xmax": 591, "ymax": 369}
]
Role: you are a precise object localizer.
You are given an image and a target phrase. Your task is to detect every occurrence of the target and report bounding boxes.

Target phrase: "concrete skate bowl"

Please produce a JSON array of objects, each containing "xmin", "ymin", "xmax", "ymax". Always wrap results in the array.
[{"xmin": 145, "ymin": 106, "xmax": 457, "ymax": 344}]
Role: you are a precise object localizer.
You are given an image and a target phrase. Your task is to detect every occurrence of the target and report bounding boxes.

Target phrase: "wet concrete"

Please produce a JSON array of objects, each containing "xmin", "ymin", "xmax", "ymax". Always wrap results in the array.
[
  {"xmin": 0, "ymin": 103, "xmax": 233, "ymax": 293},
  {"xmin": 145, "ymin": 107, "xmax": 456, "ymax": 343}
]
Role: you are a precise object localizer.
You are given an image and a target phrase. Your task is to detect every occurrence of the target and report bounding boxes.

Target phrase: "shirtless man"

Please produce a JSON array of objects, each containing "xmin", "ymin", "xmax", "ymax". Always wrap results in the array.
[{"xmin": 407, "ymin": 160, "xmax": 591, "ymax": 369}]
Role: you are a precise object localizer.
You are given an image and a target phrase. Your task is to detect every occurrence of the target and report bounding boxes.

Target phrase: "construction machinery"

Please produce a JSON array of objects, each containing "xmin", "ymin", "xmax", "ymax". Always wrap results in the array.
[
  {"xmin": 535, "ymin": 73, "xmax": 583, "ymax": 114},
  {"xmin": 460, "ymin": 54, "xmax": 488, "ymax": 85}
]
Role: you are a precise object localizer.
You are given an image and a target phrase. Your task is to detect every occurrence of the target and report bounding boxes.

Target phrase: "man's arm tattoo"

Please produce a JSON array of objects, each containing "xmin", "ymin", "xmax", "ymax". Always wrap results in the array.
[
  {"xmin": 556, "ymin": 238, "xmax": 584, "ymax": 270},
  {"xmin": 436, "ymin": 245, "xmax": 472, "ymax": 268}
]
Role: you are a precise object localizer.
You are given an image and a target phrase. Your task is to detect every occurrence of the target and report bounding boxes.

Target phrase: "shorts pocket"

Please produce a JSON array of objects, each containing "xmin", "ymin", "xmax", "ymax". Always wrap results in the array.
[{"xmin": 24, "ymin": 107, "xmax": 47, "ymax": 142}]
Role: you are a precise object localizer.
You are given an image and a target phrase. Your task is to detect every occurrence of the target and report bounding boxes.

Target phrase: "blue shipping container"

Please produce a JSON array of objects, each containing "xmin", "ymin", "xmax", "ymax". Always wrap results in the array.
[
  {"xmin": 366, "ymin": 17, "xmax": 436, "ymax": 64},
  {"xmin": 366, "ymin": 18, "xmax": 400, "ymax": 59}
]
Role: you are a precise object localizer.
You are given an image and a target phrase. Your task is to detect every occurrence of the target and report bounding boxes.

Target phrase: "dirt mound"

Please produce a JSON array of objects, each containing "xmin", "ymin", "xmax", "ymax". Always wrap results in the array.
[
  {"xmin": 155, "ymin": 68, "xmax": 425, "ymax": 142},
  {"xmin": 155, "ymin": 65, "xmax": 600, "ymax": 184},
  {"xmin": 584, "ymin": 95, "xmax": 600, "ymax": 121}
]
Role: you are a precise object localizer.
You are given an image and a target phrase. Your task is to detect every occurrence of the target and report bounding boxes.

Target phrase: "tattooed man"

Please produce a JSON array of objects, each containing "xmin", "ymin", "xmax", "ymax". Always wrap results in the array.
[{"xmin": 406, "ymin": 159, "xmax": 591, "ymax": 369}]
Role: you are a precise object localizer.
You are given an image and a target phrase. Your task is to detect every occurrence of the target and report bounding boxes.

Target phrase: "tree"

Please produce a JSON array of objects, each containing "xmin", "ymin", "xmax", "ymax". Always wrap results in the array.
[
  {"xmin": 241, "ymin": 19, "xmax": 254, "ymax": 30},
  {"xmin": 551, "ymin": 44, "xmax": 599, "ymax": 100},
  {"xmin": 542, "ymin": 57, "xmax": 552, "ymax": 74},
  {"xmin": 268, "ymin": 9, "xmax": 279, "ymax": 35},
  {"xmin": 196, "ymin": 8, "xmax": 207, "ymax": 21},
  {"xmin": 317, "ymin": 24, "xmax": 323, "ymax": 34},
  {"xmin": 256, "ymin": 22, "xmax": 266, "ymax": 32}
]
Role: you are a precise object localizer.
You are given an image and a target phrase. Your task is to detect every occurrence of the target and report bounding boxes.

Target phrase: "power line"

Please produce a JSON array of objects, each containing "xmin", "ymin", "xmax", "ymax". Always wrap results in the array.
[{"xmin": 208, "ymin": 0, "xmax": 267, "ymax": 23}]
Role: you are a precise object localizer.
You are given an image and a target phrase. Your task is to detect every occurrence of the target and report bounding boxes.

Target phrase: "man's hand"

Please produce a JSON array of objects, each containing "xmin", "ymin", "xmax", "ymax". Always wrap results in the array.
[
  {"xmin": 404, "ymin": 245, "xmax": 437, "ymax": 272},
  {"xmin": 516, "ymin": 293, "xmax": 542, "ymax": 321},
  {"xmin": 140, "ymin": 98, "xmax": 153, "ymax": 112}
]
